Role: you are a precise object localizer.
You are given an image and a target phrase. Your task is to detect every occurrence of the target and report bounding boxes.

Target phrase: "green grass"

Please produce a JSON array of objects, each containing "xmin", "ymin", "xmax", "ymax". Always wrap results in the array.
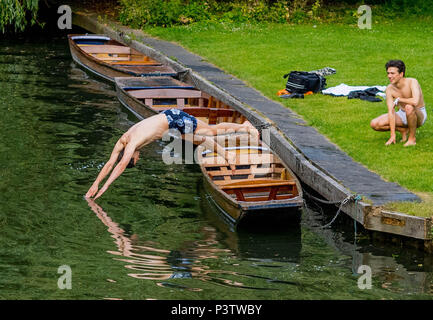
[{"xmin": 137, "ymin": 19, "xmax": 433, "ymax": 217}]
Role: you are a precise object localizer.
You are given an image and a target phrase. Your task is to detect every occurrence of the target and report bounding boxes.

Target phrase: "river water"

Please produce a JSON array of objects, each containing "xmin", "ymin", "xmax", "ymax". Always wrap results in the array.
[{"xmin": 0, "ymin": 29, "xmax": 432, "ymax": 300}]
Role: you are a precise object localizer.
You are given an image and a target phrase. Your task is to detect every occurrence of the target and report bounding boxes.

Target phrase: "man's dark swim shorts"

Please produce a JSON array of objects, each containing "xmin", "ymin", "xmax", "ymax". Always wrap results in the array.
[{"xmin": 162, "ymin": 109, "xmax": 197, "ymax": 134}]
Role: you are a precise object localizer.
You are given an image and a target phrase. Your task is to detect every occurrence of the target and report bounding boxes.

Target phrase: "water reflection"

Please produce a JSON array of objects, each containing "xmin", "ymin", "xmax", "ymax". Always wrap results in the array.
[
  {"xmin": 199, "ymin": 184, "xmax": 302, "ymax": 264},
  {"xmin": 303, "ymin": 201, "xmax": 433, "ymax": 296},
  {"xmin": 86, "ymin": 198, "xmax": 303, "ymax": 293}
]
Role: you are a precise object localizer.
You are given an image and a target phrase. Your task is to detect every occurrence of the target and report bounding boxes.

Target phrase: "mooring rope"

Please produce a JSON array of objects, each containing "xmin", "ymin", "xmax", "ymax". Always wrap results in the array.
[
  {"xmin": 319, "ymin": 194, "xmax": 358, "ymax": 229},
  {"xmin": 304, "ymin": 190, "xmax": 361, "ymax": 229},
  {"xmin": 303, "ymin": 189, "xmax": 345, "ymax": 205},
  {"xmin": 176, "ymin": 69, "xmax": 190, "ymax": 82},
  {"xmin": 256, "ymin": 123, "xmax": 271, "ymax": 134},
  {"xmin": 256, "ymin": 123, "xmax": 271, "ymax": 129}
]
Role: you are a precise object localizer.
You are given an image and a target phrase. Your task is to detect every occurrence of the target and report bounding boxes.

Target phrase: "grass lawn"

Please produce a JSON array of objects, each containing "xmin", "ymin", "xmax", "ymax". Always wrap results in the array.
[{"xmin": 136, "ymin": 19, "xmax": 433, "ymax": 217}]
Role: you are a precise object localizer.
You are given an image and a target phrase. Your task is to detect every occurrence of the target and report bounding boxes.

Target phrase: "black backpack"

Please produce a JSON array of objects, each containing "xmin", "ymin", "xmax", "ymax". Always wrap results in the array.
[{"xmin": 283, "ymin": 71, "xmax": 326, "ymax": 94}]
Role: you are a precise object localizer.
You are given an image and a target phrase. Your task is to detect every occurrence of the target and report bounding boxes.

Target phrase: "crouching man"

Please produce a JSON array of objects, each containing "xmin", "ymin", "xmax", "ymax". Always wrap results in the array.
[{"xmin": 370, "ymin": 60, "xmax": 427, "ymax": 146}]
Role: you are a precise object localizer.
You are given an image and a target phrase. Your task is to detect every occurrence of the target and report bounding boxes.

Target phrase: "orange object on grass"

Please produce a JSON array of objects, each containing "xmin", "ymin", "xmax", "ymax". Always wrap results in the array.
[{"xmin": 277, "ymin": 89, "xmax": 290, "ymax": 96}]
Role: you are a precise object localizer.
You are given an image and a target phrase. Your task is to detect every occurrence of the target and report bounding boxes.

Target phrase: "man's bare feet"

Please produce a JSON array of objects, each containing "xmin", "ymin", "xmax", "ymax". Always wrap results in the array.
[
  {"xmin": 403, "ymin": 139, "xmax": 416, "ymax": 147},
  {"xmin": 242, "ymin": 121, "xmax": 259, "ymax": 137},
  {"xmin": 243, "ymin": 121, "xmax": 259, "ymax": 138},
  {"xmin": 243, "ymin": 120, "xmax": 254, "ymax": 128}
]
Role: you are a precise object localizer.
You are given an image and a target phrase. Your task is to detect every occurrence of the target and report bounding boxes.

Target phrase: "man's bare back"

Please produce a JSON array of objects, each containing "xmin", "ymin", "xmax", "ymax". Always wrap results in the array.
[{"xmin": 120, "ymin": 113, "xmax": 169, "ymax": 150}]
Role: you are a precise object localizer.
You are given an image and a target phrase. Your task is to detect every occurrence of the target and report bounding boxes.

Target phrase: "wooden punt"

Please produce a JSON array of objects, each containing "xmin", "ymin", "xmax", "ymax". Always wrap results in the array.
[
  {"xmin": 115, "ymin": 76, "xmax": 247, "ymax": 124},
  {"xmin": 197, "ymin": 144, "xmax": 303, "ymax": 226},
  {"xmin": 67, "ymin": 34, "xmax": 176, "ymax": 82},
  {"xmin": 115, "ymin": 76, "xmax": 303, "ymax": 225}
]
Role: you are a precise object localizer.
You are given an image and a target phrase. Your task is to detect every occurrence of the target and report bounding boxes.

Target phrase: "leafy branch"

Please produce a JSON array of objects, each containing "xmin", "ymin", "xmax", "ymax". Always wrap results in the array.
[{"xmin": 0, "ymin": 0, "xmax": 40, "ymax": 33}]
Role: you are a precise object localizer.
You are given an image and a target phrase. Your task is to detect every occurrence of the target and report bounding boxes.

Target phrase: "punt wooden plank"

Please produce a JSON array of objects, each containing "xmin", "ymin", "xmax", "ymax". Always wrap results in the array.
[
  {"xmin": 220, "ymin": 180, "xmax": 296, "ymax": 189},
  {"xmin": 223, "ymin": 185, "xmax": 296, "ymax": 201},
  {"xmin": 212, "ymin": 177, "xmax": 291, "ymax": 186},
  {"xmin": 201, "ymin": 154, "xmax": 277, "ymax": 166},
  {"xmin": 151, "ymin": 106, "xmax": 235, "ymax": 118},
  {"xmin": 207, "ymin": 167, "xmax": 284, "ymax": 177},
  {"xmin": 80, "ymin": 44, "xmax": 132, "ymax": 54},
  {"xmin": 238, "ymin": 194, "xmax": 296, "ymax": 202},
  {"xmin": 110, "ymin": 60, "xmax": 163, "ymax": 65},
  {"xmin": 127, "ymin": 88, "xmax": 203, "ymax": 99},
  {"xmin": 97, "ymin": 56, "xmax": 131, "ymax": 61}
]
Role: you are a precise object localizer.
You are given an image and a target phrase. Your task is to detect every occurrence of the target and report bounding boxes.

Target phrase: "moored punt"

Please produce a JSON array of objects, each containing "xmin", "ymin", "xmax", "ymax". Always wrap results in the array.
[
  {"xmin": 116, "ymin": 76, "xmax": 303, "ymax": 225},
  {"xmin": 115, "ymin": 76, "xmax": 247, "ymax": 124},
  {"xmin": 197, "ymin": 145, "xmax": 303, "ymax": 226},
  {"xmin": 67, "ymin": 34, "xmax": 177, "ymax": 82}
]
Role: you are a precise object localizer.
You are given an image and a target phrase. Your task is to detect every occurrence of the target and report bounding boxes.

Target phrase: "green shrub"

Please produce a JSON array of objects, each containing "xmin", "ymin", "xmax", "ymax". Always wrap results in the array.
[
  {"xmin": 220, "ymin": 7, "xmax": 249, "ymax": 24},
  {"xmin": 290, "ymin": 8, "xmax": 308, "ymax": 23},
  {"xmin": 119, "ymin": 0, "xmax": 303, "ymax": 27},
  {"xmin": 181, "ymin": 0, "xmax": 211, "ymax": 23},
  {"xmin": 118, "ymin": 0, "xmax": 186, "ymax": 27},
  {"xmin": 118, "ymin": 0, "xmax": 433, "ymax": 28}
]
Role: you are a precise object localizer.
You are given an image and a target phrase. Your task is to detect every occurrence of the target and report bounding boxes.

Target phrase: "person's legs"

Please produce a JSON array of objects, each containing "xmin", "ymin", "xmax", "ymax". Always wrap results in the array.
[
  {"xmin": 370, "ymin": 112, "xmax": 408, "ymax": 141},
  {"xmin": 213, "ymin": 121, "xmax": 257, "ymax": 135},
  {"xmin": 195, "ymin": 120, "xmax": 258, "ymax": 135},
  {"xmin": 414, "ymin": 106, "xmax": 427, "ymax": 127},
  {"xmin": 404, "ymin": 105, "xmax": 417, "ymax": 146},
  {"xmin": 195, "ymin": 119, "xmax": 258, "ymax": 137},
  {"xmin": 418, "ymin": 106, "xmax": 427, "ymax": 126},
  {"xmin": 403, "ymin": 105, "xmax": 426, "ymax": 147}
]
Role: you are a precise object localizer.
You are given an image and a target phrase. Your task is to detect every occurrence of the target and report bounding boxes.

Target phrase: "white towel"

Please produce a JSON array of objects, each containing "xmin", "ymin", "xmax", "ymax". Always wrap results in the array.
[{"xmin": 322, "ymin": 83, "xmax": 387, "ymax": 98}]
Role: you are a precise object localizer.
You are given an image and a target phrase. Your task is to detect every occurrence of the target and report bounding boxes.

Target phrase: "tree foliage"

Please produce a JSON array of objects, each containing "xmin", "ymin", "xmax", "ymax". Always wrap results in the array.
[
  {"xmin": 2, "ymin": 0, "xmax": 433, "ymax": 33},
  {"xmin": 118, "ymin": 0, "xmax": 433, "ymax": 28},
  {"xmin": 0, "ymin": 0, "xmax": 40, "ymax": 33}
]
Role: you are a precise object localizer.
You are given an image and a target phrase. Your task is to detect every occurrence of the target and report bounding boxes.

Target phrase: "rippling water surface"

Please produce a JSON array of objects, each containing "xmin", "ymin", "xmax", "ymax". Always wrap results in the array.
[{"xmin": 0, "ymin": 29, "xmax": 432, "ymax": 300}]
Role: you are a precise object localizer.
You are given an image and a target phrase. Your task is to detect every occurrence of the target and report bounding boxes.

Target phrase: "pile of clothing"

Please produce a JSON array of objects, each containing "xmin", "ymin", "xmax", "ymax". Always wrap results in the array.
[
  {"xmin": 278, "ymin": 67, "xmax": 386, "ymax": 102},
  {"xmin": 322, "ymin": 83, "xmax": 386, "ymax": 102}
]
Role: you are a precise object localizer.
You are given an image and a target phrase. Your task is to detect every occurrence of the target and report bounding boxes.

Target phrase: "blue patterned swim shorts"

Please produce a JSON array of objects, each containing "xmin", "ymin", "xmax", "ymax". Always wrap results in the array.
[{"xmin": 162, "ymin": 109, "xmax": 198, "ymax": 134}]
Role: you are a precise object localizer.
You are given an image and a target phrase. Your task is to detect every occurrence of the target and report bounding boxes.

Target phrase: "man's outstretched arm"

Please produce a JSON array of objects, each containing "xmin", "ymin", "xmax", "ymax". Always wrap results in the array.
[
  {"xmin": 94, "ymin": 143, "xmax": 136, "ymax": 199},
  {"xmin": 85, "ymin": 140, "xmax": 124, "ymax": 198},
  {"xmin": 385, "ymin": 86, "xmax": 397, "ymax": 145}
]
